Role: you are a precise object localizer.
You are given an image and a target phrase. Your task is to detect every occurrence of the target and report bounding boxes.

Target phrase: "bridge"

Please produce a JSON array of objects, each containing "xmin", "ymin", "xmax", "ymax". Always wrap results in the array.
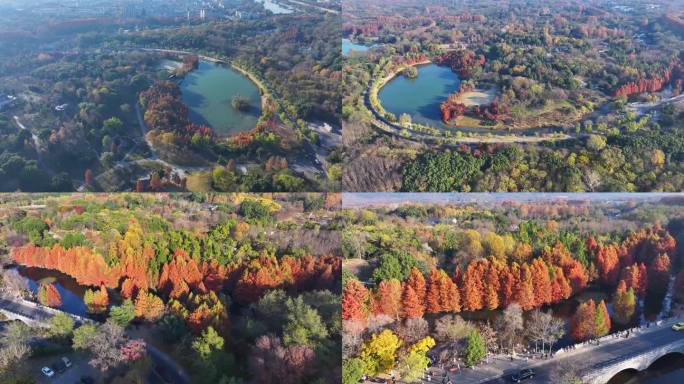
[
  {"xmin": 439, "ymin": 317, "xmax": 684, "ymax": 384},
  {"xmin": 0, "ymin": 295, "xmax": 93, "ymax": 328},
  {"xmin": 580, "ymin": 321, "xmax": 684, "ymax": 384}
]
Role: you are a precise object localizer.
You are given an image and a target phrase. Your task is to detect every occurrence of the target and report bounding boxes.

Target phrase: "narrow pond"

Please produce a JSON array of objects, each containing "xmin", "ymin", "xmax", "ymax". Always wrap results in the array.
[{"xmin": 180, "ymin": 61, "xmax": 262, "ymax": 136}]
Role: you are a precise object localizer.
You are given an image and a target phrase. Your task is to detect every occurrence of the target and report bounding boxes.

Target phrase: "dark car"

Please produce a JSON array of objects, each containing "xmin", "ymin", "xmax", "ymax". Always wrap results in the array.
[
  {"xmin": 511, "ymin": 368, "xmax": 535, "ymax": 382},
  {"xmin": 52, "ymin": 361, "xmax": 67, "ymax": 374}
]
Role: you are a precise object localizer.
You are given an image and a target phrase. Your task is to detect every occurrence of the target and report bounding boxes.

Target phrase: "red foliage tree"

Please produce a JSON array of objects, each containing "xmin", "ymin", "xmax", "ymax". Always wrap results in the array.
[
  {"xmin": 426, "ymin": 269, "xmax": 442, "ymax": 314},
  {"xmin": 570, "ymin": 299, "xmax": 597, "ymax": 342},
  {"xmin": 401, "ymin": 283, "xmax": 424, "ymax": 319},
  {"xmin": 39, "ymin": 283, "xmax": 62, "ymax": 308},
  {"xmin": 342, "ymin": 279, "xmax": 369, "ymax": 323},
  {"xmin": 374, "ymin": 279, "xmax": 402, "ymax": 320}
]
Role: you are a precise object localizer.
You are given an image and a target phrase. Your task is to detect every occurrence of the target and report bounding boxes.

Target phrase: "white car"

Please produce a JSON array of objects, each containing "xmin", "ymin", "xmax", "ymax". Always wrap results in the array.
[{"xmin": 41, "ymin": 367, "xmax": 55, "ymax": 377}]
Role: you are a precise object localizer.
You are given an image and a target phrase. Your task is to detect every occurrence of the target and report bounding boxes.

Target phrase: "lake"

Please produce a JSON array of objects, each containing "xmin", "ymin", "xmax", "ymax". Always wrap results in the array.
[
  {"xmin": 254, "ymin": 0, "xmax": 294, "ymax": 14},
  {"xmin": 343, "ymin": 38, "xmax": 371, "ymax": 55},
  {"xmin": 378, "ymin": 63, "xmax": 460, "ymax": 129},
  {"xmin": 15, "ymin": 266, "xmax": 90, "ymax": 317},
  {"xmin": 180, "ymin": 61, "xmax": 262, "ymax": 136}
]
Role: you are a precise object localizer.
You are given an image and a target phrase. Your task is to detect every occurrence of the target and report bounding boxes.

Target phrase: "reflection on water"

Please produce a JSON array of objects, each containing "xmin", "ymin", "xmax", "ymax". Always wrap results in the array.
[
  {"xmin": 16, "ymin": 266, "xmax": 89, "ymax": 317},
  {"xmin": 180, "ymin": 61, "xmax": 262, "ymax": 136},
  {"xmin": 343, "ymin": 39, "xmax": 371, "ymax": 55}
]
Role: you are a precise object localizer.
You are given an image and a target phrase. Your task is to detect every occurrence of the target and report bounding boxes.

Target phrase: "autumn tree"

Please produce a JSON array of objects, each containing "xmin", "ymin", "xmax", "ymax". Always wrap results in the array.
[
  {"xmin": 84, "ymin": 285, "xmax": 109, "ymax": 314},
  {"xmin": 594, "ymin": 300, "xmax": 611, "ymax": 338},
  {"xmin": 134, "ymin": 291, "xmax": 165, "ymax": 321},
  {"xmin": 374, "ymin": 279, "xmax": 402, "ymax": 321},
  {"xmin": 397, "ymin": 336, "xmax": 436, "ymax": 382},
  {"xmin": 359, "ymin": 329, "xmax": 402, "ymax": 376},
  {"xmin": 648, "ymin": 254, "xmax": 671, "ymax": 294},
  {"xmin": 342, "ymin": 279, "xmax": 369, "ymax": 325},
  {"xmin": 38, "ymin": 283, "xmax": 62, "ymax": 308},
  {"xmin": 613, "ymin": 281, "xmax": 636, "ymax": 325},
  {"xmin": 406, "ymin": 267, "xmax": 426, "ymax": 304},
  {"xmin": 426, "ymin": 269, "xmax": 442, "ymax": 313},
  {"xmin": 401, "ymin": 284, "xmax": 424, "ymax": 319}
]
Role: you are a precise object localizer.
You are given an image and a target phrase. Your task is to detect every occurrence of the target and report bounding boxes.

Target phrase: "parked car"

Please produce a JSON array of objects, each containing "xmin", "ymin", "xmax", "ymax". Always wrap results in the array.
[
  {"xmin": 41, "ymin": 367, "xmax": 55, "ymax": 377},
  {"xmin": 672, "ymin": 322, "xmax": 684, "ymax": 331},
  {"xmin": 62, "ymin": 357, "xmax": 72, "ymax": 368},
  {"xmin": 52, "ymin": 360, "xmax": 67, "ymax": 374},
  {"xmin": 510, "ymin": 368, "xmax": 535, "ymax": 382}
]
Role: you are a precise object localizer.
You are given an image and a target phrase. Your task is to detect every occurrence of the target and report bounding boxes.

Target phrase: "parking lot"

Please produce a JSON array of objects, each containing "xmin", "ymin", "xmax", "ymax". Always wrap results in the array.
[{"xmin": 21, "ymin": 353, "xmax": 102, "ymax": 384}]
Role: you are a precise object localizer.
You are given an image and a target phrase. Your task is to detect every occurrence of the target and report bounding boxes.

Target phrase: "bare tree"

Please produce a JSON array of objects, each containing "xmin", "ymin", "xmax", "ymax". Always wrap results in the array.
[
  {"xmin": 0, "ymin": 268, "xmax": 31, "ymax": 299},
  {"xmin": 84, "ymin": 321, "xmax": 126, "ymax": 372},
  {"xmin": 526, "ymin": 309, "xmax": 565, "ymax": 355},
  {"xmin": 496, "ymin": 303, "xmax": 524, "ymax": 355},
  {"xmin": 0, "ymin": 322, "xmax": 31, "ymax": 372},
  {"xmin": 366, "ymin": 314, "xmax": 394, "ymax": 334},
  {"xmin": 342, "ymin": 331, "xmax": 362, "ymax": 360},
  {"xmin": 478, "ymin": 322, "xmax": 498, "ymax": 355},
  {"xmin": 393, "ymin": 318, "xmax": 428, "ymax": 344},
  {"xmin": 433, "ymin": 314, "xmax": 472, "ymax": 343}
]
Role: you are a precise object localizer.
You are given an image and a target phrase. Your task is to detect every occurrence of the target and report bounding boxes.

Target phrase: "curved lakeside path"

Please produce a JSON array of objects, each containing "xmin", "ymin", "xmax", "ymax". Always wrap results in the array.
[{"xmin": 367, "ymin": 60, "xmax": 576, "ymax": 144}]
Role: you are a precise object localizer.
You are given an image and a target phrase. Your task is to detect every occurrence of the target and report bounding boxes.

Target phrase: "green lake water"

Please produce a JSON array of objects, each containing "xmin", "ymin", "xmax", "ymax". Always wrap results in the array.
[
  {"xmin": 180, "ymin": 61, "xmax": 261, "ymax": 136},
  {"xmin": 378, "ymin": 63, "xmax": 460, "ymax": 129}
]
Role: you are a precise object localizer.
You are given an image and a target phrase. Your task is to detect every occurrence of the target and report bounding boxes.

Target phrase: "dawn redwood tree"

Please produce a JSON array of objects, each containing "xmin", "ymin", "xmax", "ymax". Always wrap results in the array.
[
  {"xmin": 613, "ymin": 281, "xmax": 636, "ymax": 325},
  {"xmin": 426, "ymin": 269, "xmax": 442, "ymax": 314},
  {"xmin": 514, "ymin": 264, "xmax": 535, "ymax": 310},
  {"xmin": 406, "ymin": 267, "xmax": 426, "ymax": 305},
  {"xmin": 438, "ymin": 270, "xmax": 461, "ymax": 313},
  {"xmin": 595, "ymin": 244, "xmax": 620, "ymax": 286},
  {"xmin": 594, "ymin": 300, "xmax": 611, "ymax": 338},
  {"xmin": 648, "ymin": 254, "xmax": 671, "ymax": 295},
  {"xmin": 84, "ymin": 285, "xmax": 109, "ymax": 314},
  {"xmin": 530, "ymin": 258, "xmax": 552, "ymax": 307},
  {"xmin": 401, "ymin": 284, "xmax": 424, "ymax": 319},
  {"xmin": 374, "ymin": 279, "xmax": 402, "ymax": 321},
  {"xmin": 570, "ymin": 299, "xmax": 598, "ymax": 342},
  {"xmin": 550, "ymin": 267, "xmax": 572, "ymax": 303},
  {"xmin": 39, "ymin": 283, "xmax": 62, "ymax": 308},
  {"xmin": 484, "ymin": 262, "xmax": 500, "ymax": 310},
  {"xmin": 342, "ymin": 279, "xmax": 369, "ymax": 324},
  {"xmin": 461, "ymin": 261, "xmax": 484, "ymax": 311},
  {"xmin": 134, "ymin": 290, "xmax": 165, "ymax": 321}
]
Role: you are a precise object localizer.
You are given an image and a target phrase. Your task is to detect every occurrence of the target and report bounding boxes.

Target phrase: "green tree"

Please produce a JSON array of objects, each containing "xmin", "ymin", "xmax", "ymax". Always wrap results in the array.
[
  {"xmin": 192, "ymin": 326, "xmax": 224, "ymax": 360},
  {"xmin": 60, "ymin": 232, "xmax": 87, "ymax": 249},
  {"xmin": 109, "ymin": 299, "xmax": 136, "ymax": 327},
  {"xmin": 103, "ymin": 117, "xmax": 124, "ymax": 134},
  {"xmin": 463, "ymin": 329, "xmax": 486, "ymax": 367},
  {"xmin": 342, "ymin": 358, "xmax": 367, "ymax": 384},
  {"xmin": 72, "ymin": 323, "xmax": 98, "ymax": 350},
  {"xmin": 283, "ymin": 297, "xmax": 328, "ymax": 347},
  {"xmin": 47, "ymin": 313, "xmax": 74, "ymax": 339},
  {"xmin": 372, "ymin": 251, "xmax": 418, "ymax": 283}
]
